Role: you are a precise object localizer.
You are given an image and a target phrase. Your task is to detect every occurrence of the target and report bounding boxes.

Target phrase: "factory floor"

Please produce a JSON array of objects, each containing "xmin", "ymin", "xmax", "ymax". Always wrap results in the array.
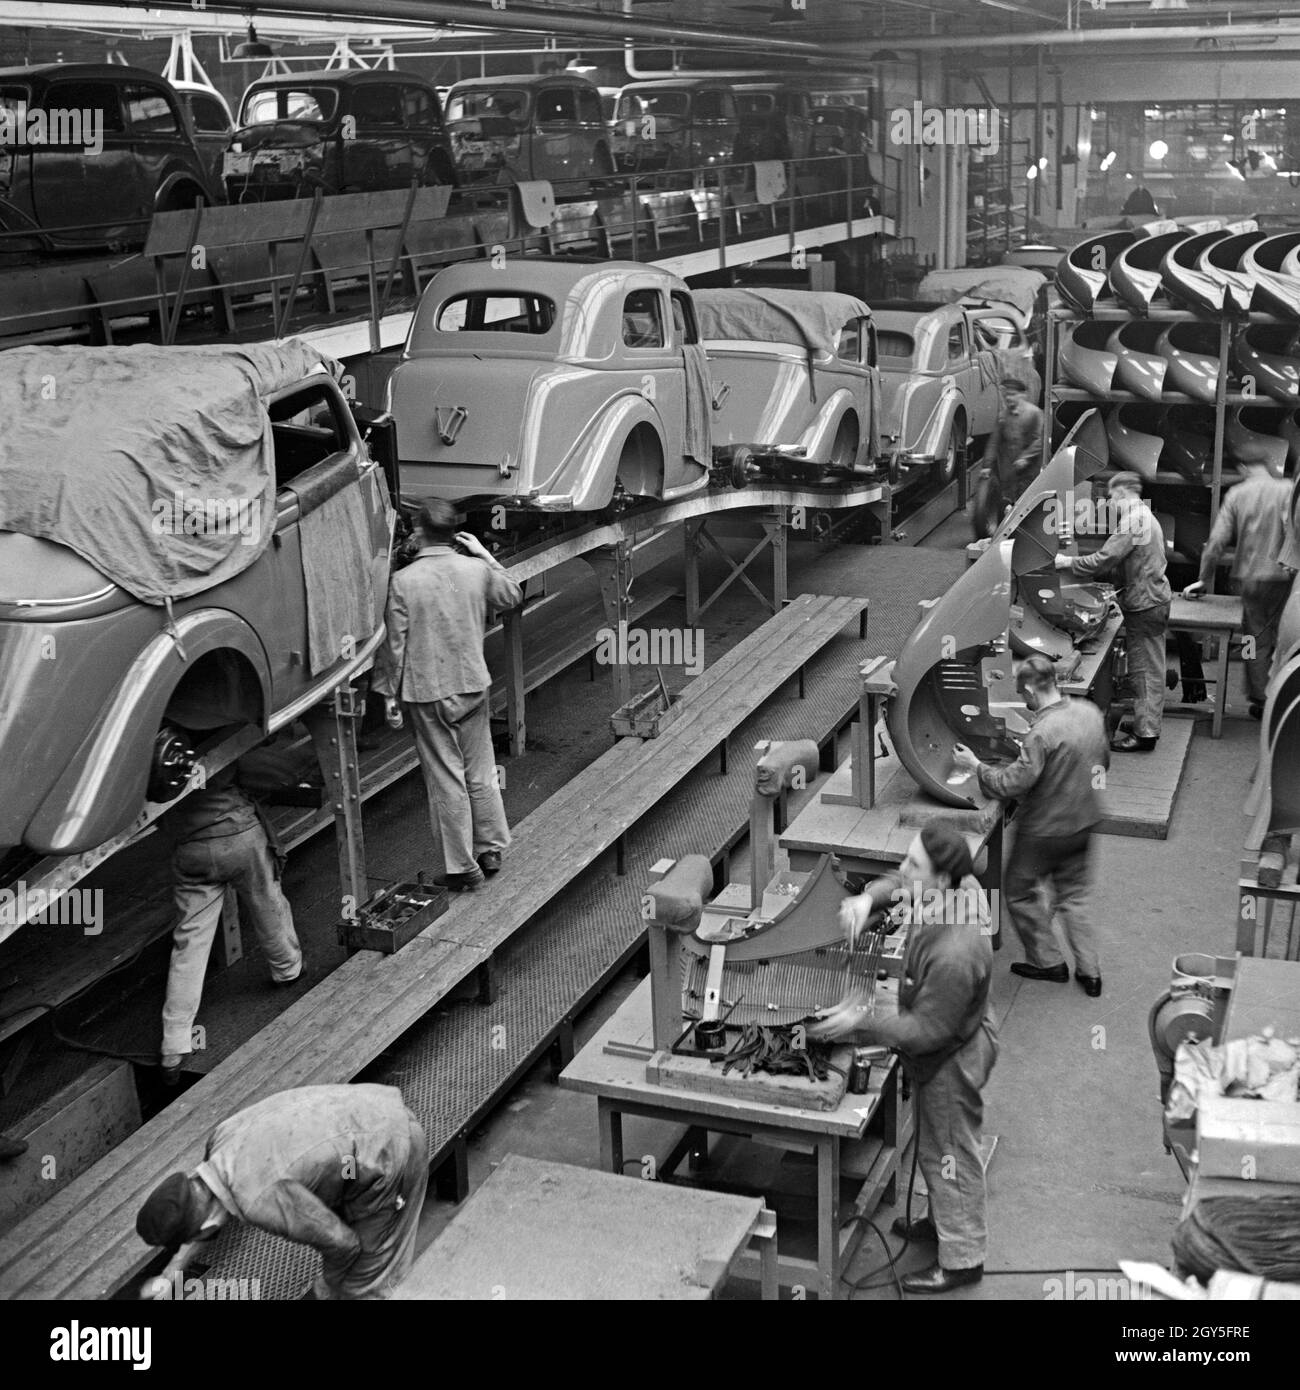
[{"xmin": 403, "ymin": 509, "xmax": 1265, "ymax": 1300}]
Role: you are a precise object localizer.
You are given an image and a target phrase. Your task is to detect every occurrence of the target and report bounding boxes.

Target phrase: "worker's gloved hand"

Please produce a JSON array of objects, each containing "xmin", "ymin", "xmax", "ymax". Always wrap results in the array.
[
  {"xmin": 1053, "ymin": 553, "xmax": 1073, "ymax": 571},
  {"xmin": 1182, "ymin": 580, "xmax": 1206, "ymax": 601}
]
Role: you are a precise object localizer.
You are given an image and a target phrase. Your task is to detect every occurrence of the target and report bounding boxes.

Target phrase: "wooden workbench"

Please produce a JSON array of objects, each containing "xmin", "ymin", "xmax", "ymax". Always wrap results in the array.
[
  {"xmin": 394, "ymin": 1154, "xmax": 776, "ymax": 1300},
  {"xmin": 560, "ymin": 977, "xmax": 908, "ymax": 1301},
  {"xmin": 780, "ymin": 749, "xmax": 1006, "ymax": 941}
]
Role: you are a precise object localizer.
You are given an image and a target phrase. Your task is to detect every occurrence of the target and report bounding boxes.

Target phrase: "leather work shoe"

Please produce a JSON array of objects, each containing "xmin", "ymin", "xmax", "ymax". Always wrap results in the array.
[
  {"xmin": 1076, "ymin": 972, "xmax": 1103, "ymax": 998},
  {"xmin": 435, "ymin": 870, "xmax": 485, "ymax": 892},
  {"xmin": 891, "ymin": 1214, "xmax": 937, "ymax": 1243},
  {"xmin": 1111, "ymin": 732, "xmax": 1158, "ymax": 752},
  {"xmin": 901, "ymin": 1262, "xmax": 983, "ymax": 1295},
  {"xmin": 0, "ymin": 1132, "xmax": 29, "ymax": 1161},
  {"xmin": 1010, "ymin": 961, "xmax": 1069, "ymax": 983},
  {"xmin": 477, "ymin": 851, "xmax": 503, "ymax": 877},
  {"xmin": 1249, "ymin": 703, "xmax": 1264, "ymax": 721}
]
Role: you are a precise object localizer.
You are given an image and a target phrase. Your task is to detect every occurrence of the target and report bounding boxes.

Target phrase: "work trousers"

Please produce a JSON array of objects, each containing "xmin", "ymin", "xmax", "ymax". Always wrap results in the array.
[
  {"xmin": 1241, "ymin": 578, "xmax": 1292, "ymax": 706},
  {"xmin": 407, "ymin": 691, "xmax": 510, "ymax": 876},
  {"xmin": 1004, "ymin": 827, "xmax": 1099, "ymax": 978},
  {"xmin": 916, "ymin": 1015, "xmax": 999, "ymax": 1272},
  {"xmin": 1123, "ymin": 601, "xmax": 1170, "ymax": 739},
  {"xmin": 162, "ymin": 827, "xmax": 302, "ymax": 1056},
  {"xmin": 315, "ymin": 1115, "xmax": 430, "ymax": 1300}
]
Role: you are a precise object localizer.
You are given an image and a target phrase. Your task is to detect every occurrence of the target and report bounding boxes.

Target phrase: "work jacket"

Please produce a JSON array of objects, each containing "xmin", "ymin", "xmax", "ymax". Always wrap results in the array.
[
  {"xmin": 982, "ymin": 401, "xmax": 1043, "ymax": 500},
  {"xmin": 196, "ymin": 1084, "xmax": 422, "ymax": 1265},
  {"xmin": 1200, "ymin": 473, "xmax": 1292, "ymax": 585},
  {"xmin": 1069, "ymin": 499, "xmax": 1171, "ymax": 612},
  {"xmin": 976, "ymin": 696, "xmax": 1109, "ymax": 837},
  {"xmin": 372, "ymin": 544, "xmax": 523, "ymax": 704},
  {"xmin": 857, "ymin": 873, "xmax": 995, "ymax": 1086}
]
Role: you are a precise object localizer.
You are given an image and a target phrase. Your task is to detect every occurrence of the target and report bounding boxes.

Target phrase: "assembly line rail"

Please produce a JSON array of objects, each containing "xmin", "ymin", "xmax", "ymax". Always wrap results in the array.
[{"xmin": 0, "ymin": 593, "xmax": 867, "ymax": 1300}]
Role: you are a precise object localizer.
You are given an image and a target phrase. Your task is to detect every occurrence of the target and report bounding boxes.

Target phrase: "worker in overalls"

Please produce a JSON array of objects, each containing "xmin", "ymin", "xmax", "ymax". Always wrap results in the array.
[
  {"xmin": 809, "ymin": 822, "xmax": 998, "ymax": 1294},
  {"xmin": 1057, "ymin": 471, "xmax": 1171, "ymax": 751},
  {"xmin": 973, "ymin": 376, "xmax": 1044, "ymax": 538},
  {"xmin": 136, "ymin": 1084, "xmax": 427, "ymax": 1300}
]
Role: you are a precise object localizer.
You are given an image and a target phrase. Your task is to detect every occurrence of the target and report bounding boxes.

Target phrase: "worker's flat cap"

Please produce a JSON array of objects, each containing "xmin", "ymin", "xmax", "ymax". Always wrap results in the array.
[
  {"xmin": 1107, "ymin": 471, "xmax": 1144, "ymax": 492},
  {"xmin": 137, "ymin": 1172, "xmax": 201, "ymax": 1249}
]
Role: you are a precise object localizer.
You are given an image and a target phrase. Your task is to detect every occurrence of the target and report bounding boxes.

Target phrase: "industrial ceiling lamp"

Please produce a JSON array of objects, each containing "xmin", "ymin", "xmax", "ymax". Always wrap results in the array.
[
  {"xmin": 232, "ymin": 17, "xmax": 275, "ymax": 60},
  {"xmin": 566, "ymin": 53, "xmax": 598, "ymax": 73}
]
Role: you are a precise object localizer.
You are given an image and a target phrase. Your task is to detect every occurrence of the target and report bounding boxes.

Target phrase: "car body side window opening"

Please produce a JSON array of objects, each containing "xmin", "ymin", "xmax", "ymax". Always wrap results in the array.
[
  {"xmin": 947, "ymin": 323, "xmax": 966, "ymax": 361},
  {"xmin": 622, "ymin": 288, "xmax": 665, "ymax": 349},
  {"xmin": 670, "ymin": 292, "xmax": 699, "ymax": 347}
]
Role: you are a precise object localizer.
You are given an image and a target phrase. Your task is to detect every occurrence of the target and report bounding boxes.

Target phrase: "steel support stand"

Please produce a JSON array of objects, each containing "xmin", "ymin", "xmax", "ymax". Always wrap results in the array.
[
  {"xmin": 503, "ymin": 603, "xmax": 526, "ymax": 757},
  {"xmin": 305, "ymin": 684, "xmax": 368, "ymax": 923},
  {"xmin": 588, "ymin": 539, "xmax": 634, "ymax": 711}
]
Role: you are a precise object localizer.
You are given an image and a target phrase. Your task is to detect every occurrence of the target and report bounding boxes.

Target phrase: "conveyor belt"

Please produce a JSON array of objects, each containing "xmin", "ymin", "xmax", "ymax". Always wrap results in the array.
[{"xmin": 193, "ymin": 547, "xmax": 959, "ymax": 1299}]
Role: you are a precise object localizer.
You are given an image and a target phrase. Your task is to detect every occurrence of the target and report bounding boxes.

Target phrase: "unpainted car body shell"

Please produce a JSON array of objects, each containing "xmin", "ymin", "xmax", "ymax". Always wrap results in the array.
[
  {"xmin": 388, "ymin": 258, "xmax": 711, "ymax": 510},
  {"xmin": 1246, "ymin": 651, "xmax": 1300, "ymax": 851},
  {"xmin": 1105, "ymin": 403, "xmax": 1164, "ymax": 479},
  {"xmin": 1225, "ymin": 406, "xmax": 1290, "ymax": 472},
  {"xmin": 1200, "ymin": 230, "xmax": 1268, "ymax": 316},
  {"xmin": 0, "ymin": 377, "xmax": 390, "ymax": 855},
  {"xmin": 1240, "ymin": 232, "xmax": 1300, "ymax": 319},
  {"xmin": 1160, "ymin": 228, "xmax": 1231, "ymax": 315},
  {"xmin": 610, "ymin": 79, "xmax": 739, "ymax": 172}
]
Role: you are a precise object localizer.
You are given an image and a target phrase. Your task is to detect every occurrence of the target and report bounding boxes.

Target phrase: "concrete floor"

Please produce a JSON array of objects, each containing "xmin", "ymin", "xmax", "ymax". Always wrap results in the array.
[{"xmin": 404, "ymin": 506, "xmax": 1270, "ymax": 1300}]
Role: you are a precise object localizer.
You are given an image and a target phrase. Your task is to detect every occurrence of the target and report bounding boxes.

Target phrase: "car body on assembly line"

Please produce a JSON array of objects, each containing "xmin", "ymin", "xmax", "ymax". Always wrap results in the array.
[
  {"xmin": 388, "ymin": 257, "xmax": 714, "ymax": 512},
  {"xmin": 0, "ymin": 345, "xmax": 393, "ymax": 862},
  {"xmin": 696, "ymin": 287, "xmax": 881, "ymax": 486},
  {"xmin": 610, "ymin": 79, "xmax": 740, "ymax": 174},
  {"xmin": 871, "ymin": 299, "xmax": 1040, "ymax": 488},
  {"xmin": 444, "ymin": 73, "xmax": 613, "ymax": 185},
  {"xmin": 0, "ymin": 63, "xmax": 219, "ymax": 251},
  {"xmin": 223, "ymin": 68, "xmax": 456, "ymax": 202}
]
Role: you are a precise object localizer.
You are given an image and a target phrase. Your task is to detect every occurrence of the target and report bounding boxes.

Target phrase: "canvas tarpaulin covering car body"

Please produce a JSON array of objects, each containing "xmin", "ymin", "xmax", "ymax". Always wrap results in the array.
[
  {"xmin": 694, "ymin": 288, "xmax": 873, "ymax": 357},
  {"xmin": 0, "ymin": 341, "xmax": 338, "ymax": 605},
  {"xmin": 915, "ymin": 266, "xmax": 1047, "ymax": 324}
]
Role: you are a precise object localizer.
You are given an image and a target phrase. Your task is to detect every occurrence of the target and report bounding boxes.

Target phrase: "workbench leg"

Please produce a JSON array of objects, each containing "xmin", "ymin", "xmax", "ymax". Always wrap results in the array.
[
  {"xmin": 598, "ymin": 1099, "xmax": 625, "ymax": 1175},
  {"xmin": 434, "ymin": 1136, "xmax": 469, "ymax": 1203},
  {"xmin": 755, "ymin": 1209, "xmax": 779, "ymax": 1302},
  {"xmin": 1214, "ymin": 629, "xmax": 1229, "ymax": 738},
  {"xmin": 686, "ymin": 1126, "xmax": 711, "ymax": 1172},
  {"xmin": 504, "ymin": 604, "xmax": 526, "ymax": 757},
  {"xmin": 816, "ymin": 1135, "xmax": 841, "ymax": 1300},
  {"xmin": 549, "ymin": 1018, "xmax": 575, "ymax": 1080}
]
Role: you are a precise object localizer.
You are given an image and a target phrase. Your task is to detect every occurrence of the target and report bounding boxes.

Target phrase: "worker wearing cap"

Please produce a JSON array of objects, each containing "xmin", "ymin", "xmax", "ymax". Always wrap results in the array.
[
  {"xmin": 136, "ymin": 1084, "xmax": 427, "ymax": 1301},
  {"xmin": 1056, "ymin": 471, "xmax": 1171, "ymax": 751},
  {"xmin": 979, "ymin": 377, "xmax": 1043, "ymax": 507},
  {"xmin": 952, "ymin": 655, "xmax": 1109, "ymax": 997},
  {"xmin": 1184, "ymin": 458, "xmax": 1293, "ymax": 719},
  {"xmin": 810, "ymin": 822, "xmax": 998, "ymax": 1295}
]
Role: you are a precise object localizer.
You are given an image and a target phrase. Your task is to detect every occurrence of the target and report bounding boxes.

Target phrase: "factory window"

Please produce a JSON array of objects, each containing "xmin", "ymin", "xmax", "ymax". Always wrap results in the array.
[
  {"xmin": 622, "ymin": 289, "xmax": 665, "ymax": 349},
  {"xmin": 435, "ymin": 293, "xmax": 556, "ymax": 334}
]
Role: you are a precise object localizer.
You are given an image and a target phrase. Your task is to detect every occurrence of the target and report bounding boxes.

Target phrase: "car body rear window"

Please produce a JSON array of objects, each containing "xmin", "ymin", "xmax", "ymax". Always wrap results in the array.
[
  {"xmin": 435, "ymin": 293, "xmax": 556, "ymax": 334},
  {"xmin": 243, "ymin": 86, "xmax": 339, "ymax": 125},
  {"xmin": 877, "ymin": 330, "xmax": 914, "ymax": 362}
]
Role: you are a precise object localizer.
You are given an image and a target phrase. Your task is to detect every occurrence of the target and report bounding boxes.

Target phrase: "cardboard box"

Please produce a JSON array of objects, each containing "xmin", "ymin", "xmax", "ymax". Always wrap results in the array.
[{"xmin": 1196, "ymin": 1096, "xmax": 1300, "ymax": 1184}]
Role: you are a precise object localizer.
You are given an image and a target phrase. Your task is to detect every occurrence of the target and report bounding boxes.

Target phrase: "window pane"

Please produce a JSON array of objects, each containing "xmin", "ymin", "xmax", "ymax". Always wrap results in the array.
[
  {"xmin": 836, "ymin": 324, "xmax": 860, "ymax": 361},
  {"xmin": 45, "ymin": 81, "xmax": 126, "ymax": 134},
  {"xmin": 671, "ymin": 293, "xmax": 698, "ymax": 344},
  {"xmin": 877, "ymin": 330, "xmax": 913, "ymax": 362},
  {"xmin": 947, "ymin": 325, "xmax": 965, "ymax": 359},
  {"xmin": 123, "ymin": 86, "xmax": 179, "ymax": 134},
  {"xmin": 576, "ymin": 89, "xmax": 603, "ymax": 123},
  {"xmin": 350, "ymin": 85, "xmax": 404, "ymax": 126},
  {"xmin": 243, "ymin": 87, "xmax": 338, "ymax": 124},
  {"xmin": 536, "ymin": 88, "xmax": 576, "ymax": 126},
  {"xmin": 435, "ymin": 293, "xmax": 556, "ymax": 333},
  {"xmin": 694, "ymin": 90, "xmax": 731, "ymax": 121},
  {"xmin": 403, "ymin": 87, "xmax": 434, "ymax": 127},
  {"xmin": 622, "ymin": 289, "xmax": 665, "ymax": 348},
  {"xmin": 188, "ymin": 94, "xmax": 231, "ymax": 134}
]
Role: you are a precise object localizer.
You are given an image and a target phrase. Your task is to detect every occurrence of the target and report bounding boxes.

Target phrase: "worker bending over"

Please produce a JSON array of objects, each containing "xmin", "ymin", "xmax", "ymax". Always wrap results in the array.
[
  {"xmin": 137, "ymin": 1084, "xmax": 427, "ymax": 1300},
  {"xmin": 1184, "ymin": 457, "xmax": 1293, "ymax": 719},
  {"xmin": 1056, "ymin": 471, "xmax": 1171, "ymax": 752},
  {"xmin": 810, "ymin": 823, "xmax": 998, "ymax": 1294},
  {"xmin": 953, "ymin": 655, "xmax": 1109, "ymax": 996}
]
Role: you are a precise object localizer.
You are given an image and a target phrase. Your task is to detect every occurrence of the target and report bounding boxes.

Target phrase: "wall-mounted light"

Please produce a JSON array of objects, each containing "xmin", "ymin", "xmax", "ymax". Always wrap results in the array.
[
  {"xmin": 1148, "ymin": 139, "xmax": 1169, "ymax": 161},
  {"xmin": 1099, "ymin": 150, "xmax": 1117, "ymax": 171},
  {"xmin": 1037, "ymin": 154, "xmax": 1049, "ymax": 170},
  {"xmin": 1026, "ymin": 165, "xmax": 1038, "ymax": 181},
  {"xmin": 566, "ymin": 54, "xmax": 598, "ymax": 73}
]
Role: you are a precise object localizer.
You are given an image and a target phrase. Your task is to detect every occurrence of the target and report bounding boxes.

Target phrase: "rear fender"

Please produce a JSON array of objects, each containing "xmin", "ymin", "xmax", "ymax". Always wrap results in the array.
[
  {"xmin": 26, "ymin": 611, "xmax": 272, "ymax": 856},
  {"xmin": 798, "ymin": 387, "xmax": 860, "ymax": 464},
  {"xmin": 904, "ymin": 381, "xmax": 963, "ymax": 460},
  {"xmin": 539, "ymin": 393, "xmax": 668, "ymax": 509}
]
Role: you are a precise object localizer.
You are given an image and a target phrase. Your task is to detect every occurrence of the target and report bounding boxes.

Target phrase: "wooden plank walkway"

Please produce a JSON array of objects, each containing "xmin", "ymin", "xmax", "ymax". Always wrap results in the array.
[
  {"xmin": 1095, "ymin": 715, "xmax": 1195, "ymax": 840},
  {"xmin": 0, "ymin": 593, "xmax": 866, "ymax": 1301}
]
